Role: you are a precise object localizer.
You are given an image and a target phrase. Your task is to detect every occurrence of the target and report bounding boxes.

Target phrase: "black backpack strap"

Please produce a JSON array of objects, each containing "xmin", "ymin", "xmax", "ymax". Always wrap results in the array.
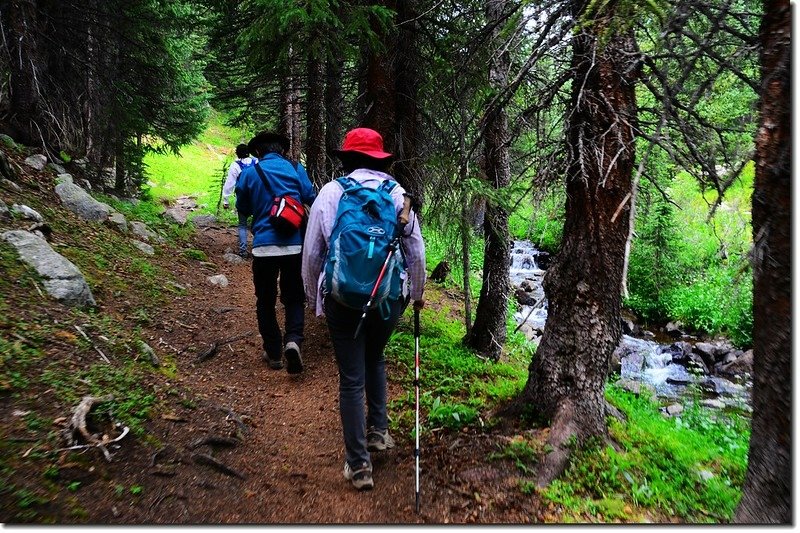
[{"xmin": 253, "ymin": 163, "xmax": 273, "ymax": 196}]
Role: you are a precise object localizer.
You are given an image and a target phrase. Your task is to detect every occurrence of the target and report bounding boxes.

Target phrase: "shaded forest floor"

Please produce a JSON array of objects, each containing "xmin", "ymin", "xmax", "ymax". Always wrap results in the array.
[{"xmin": 0, "ymin": 191, "xmax": 551, "ymax": 524}]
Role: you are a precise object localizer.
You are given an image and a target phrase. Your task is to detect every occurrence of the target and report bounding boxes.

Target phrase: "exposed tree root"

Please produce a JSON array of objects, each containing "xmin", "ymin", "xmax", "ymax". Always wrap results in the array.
[
  {"xmin": 59, "ymin": 395, "xmax": 128, "ymax": 461},
  {"xmin": 535, "ymin": 400, "xmax": 578, "ymax": 488},
  {"xmin": 190, "ymin": 435, "xmax": 240, "ymax": 449},
  {"xmin": 194, "ymin": 331, "xmax": 253, "ymax": 362},
  {"xmin": 192, "ymin": 452, "xmax": 245, "ymax": 479}
]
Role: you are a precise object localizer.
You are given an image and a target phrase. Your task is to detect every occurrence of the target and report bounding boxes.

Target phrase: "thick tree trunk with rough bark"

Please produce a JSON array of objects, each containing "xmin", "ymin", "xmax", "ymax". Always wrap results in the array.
[
  {"xmin": 360, "ymin": 0, "xmax": 422, "ymax": 201},
  {"xmin": 515, "ymin": 3, "xmax": 639, "ymax": 486},
  {"xmin": 390, "ymin": 0, "xmax": 423, "ymax": 204},
  {"xmin": 305, "ymin": 52, "xmax": 326, "ymax": 189},
  {"xmin": 464, "ymin": 0, "xmax": 512, "ymax": 361},
  {"xmin": 734, "ymin": 0, "xmax": 791, "ymax": 523}
]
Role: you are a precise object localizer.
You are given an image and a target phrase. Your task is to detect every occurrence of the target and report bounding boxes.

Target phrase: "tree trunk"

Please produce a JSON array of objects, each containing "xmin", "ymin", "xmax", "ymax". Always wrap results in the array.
[
  {"xmin": 515, "ymin": 1, "xmax": 639, "ymax": 487},
  {"xmin": 3, "ymin": 0, "xmax": 43, "ymax": 146},
  {"xmin": 305, "ymin": 51, "xmax": 326, "ymax": 189},
  {"xmin": 464, "ymin": 0, "xmax": 512, "ymax": 361},
  {"xmin": 390, "ymin": 0, "xmax": 423, "ymax": 204},
  {"xmin": 734, "ymin": 0, "xmax": 791, "ymax": 523},
  {"xmin": 325, "ymin": 48, "xmax": 344, "ymax": 178},
  {"xmin": 280, "ymin": 46, "xmax": 302, "ymax": 162}
]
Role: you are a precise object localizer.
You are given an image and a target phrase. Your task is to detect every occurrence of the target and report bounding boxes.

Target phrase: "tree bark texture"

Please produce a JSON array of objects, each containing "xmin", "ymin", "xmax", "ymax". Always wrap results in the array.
[
  {"xmin": 305, "ymin": 52, "xmax": 327, "ymax": 189},
  {"xmin": 3, "ymin": 0, "xmax": 43, "ymax": 146},
  {"xmin": 325, "ymin": 50, "xmax": 344, "ymax": 178},
  {"xmin": 516, "ymin": 2, "xmax": 639, "ymax": 486},
  {"xmin": 734, "ymin": 0, "xmax": 791, "ymax": 523},
  {"xmin": 361, "ymin": 0, "xmax": 422, "ymax": 202},
  {"xmin": 464, "ymin": 0, "xmax": 512, "ymax": 361}
]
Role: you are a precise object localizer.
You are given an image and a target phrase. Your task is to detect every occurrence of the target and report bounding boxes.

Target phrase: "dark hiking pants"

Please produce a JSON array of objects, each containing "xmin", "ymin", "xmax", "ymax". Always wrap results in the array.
[
  {"xmin": 252, "ymin": 253, "xmax": 305, "ymax": 360},
  {"xmin": 324, "ymin": 295, "xmax": 403, "ymax": 468}
]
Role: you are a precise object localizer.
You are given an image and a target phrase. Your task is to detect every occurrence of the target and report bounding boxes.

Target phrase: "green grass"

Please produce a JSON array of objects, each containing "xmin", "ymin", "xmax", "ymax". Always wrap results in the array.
[
  {"xmin": 142, "ymin": 112, "xmax": 250, "ymax": 226},
  {"xmin": 385, "ymin": 295, "xmax": 531, "ymax": 436},
  {"xmin": 540, "ymin": 384, "xmax": 750, "ymax": 523}
]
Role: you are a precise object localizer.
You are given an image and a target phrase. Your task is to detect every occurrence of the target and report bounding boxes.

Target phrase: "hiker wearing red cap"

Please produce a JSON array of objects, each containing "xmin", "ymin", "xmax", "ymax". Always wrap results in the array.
[
  {"xmin": 302, "ymin": 127, "xmax": 426, "ymax": 491},
  {"xmin": 236, "ymin": 131, "xmax": 317, "ymax": 375}
]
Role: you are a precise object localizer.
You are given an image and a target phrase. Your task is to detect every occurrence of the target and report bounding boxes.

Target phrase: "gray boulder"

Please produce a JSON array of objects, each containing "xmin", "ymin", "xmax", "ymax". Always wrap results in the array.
[
  {"xmin": 56, "ymin": 173, "xmax": 73, "ymax": 184},
  {"xmin": 11, "ymin": 204, "xmax": 44, "ymax": 223},
  {"xmin": 207, "ymin": 274, "xmax": 229, "ymax": 287},
  {"xmin": 55, "ymin": 181, "xmax": 112, "ymax": 221},
  {"xmin": 191, "ymin": 214, "xmax": 217, "ymax": 227},
  {"xmin": 1, "ymin": 230, "xmax": 95, "ymax": 306},
  {"xmin": 2, "ymin": 178, "xmax": 22, "ymax": 192},
  {"xmin": 719, "ymin": 349, "xmax": 753, "ymax": 377},
  {"xmin": 616, "ymin": 378, "xmax": 655, "ymax": 397},
  {"xmin": 107, "ymin": 212, "xmax": 128, "ymax": 232},
  {"xmin": 130, "ymin": 221, "xmax": 161, "ymax": 242},
  {"xmin": 132, "ymin": 240, "xmax": 155, "ymax": 255},
  {"xmin": 48, "ymin": 163, "xmax": 67, "ymax": 175},
  {"xmin": 24, "ymin": 154, "xmax": 47, "ymax": 171},
  {"xmin": 163, "ymin": 206, "xmax": 188, "ymax": 225},
  {"xmin": 223, "ymin": 252, "xmax": 246, "ymax": 265},
  {"xmin": 0, "ymin": 199, "xmax": 9, "ymax": 218}
]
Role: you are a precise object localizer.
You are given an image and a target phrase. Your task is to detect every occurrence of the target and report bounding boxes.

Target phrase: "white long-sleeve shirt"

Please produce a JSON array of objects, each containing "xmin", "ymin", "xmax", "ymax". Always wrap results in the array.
[
  {"xmin": 302, "ymin": 168, "xmax": 426, "ymax": 317},
  {"xmin": 222, "ymin": 157, "xmax": 257, "ymax": 205}
]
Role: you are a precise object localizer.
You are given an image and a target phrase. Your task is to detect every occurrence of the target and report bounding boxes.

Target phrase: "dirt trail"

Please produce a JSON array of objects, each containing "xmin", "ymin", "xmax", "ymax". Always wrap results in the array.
[{"xmin": 92, "ymin": 226, "xmax": 540, "ymax": 524}]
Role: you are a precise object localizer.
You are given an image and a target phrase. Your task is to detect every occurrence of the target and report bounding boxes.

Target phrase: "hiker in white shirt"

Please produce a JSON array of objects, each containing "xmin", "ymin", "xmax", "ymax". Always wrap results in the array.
[{"xmin": 222, "ymin": 143, "xmax": 258, "ymax": 257}]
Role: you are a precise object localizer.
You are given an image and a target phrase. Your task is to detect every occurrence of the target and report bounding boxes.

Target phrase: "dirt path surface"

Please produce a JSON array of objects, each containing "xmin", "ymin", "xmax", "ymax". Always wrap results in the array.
[{"xmin": 80, "ymin": 226, "xmax": 543, "ymax": 524}]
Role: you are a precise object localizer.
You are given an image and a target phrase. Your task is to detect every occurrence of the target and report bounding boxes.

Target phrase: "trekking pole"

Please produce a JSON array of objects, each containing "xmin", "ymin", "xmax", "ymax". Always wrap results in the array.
[
  {"xmin": 353, "ymin": 195, "xmax": 412, "ymax": 339},
  {"xmin": 414, "ymin": 305, "xmax": 421, "ymax": 514}
]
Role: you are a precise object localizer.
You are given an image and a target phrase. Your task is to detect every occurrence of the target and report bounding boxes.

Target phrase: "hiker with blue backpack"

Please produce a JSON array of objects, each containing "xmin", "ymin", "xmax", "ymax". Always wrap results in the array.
[
  {"xmin": 222, "ymin": 143, "xmax": 258, "ymax": 258},
  {"xmin": 302, "ymin": 127, "xmax": 426, "ymax": 491},
  {"xmin": 236, "ymin": 131, "xmax": 317, "ymax": 374}
]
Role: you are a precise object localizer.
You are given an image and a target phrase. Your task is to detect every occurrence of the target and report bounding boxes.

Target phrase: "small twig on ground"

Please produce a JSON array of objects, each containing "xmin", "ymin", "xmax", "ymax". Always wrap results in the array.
[
  {"xmin": 192, "ymin": 453, "xmax": 245, "ymax": 479},
  {"xmin": 194, "ymin": 331, "xmax": 253, "ymax": 363},
  {"xmin": 217, "ymin": 405, "xmax": 249, "ymax": 435},
  {"xmin": 74, "ymin": 325, "xmax": 111, "ymax": 363},
  {"xmin": 175, "ymin": 321, "xmax": 198, "ymax": 331}
]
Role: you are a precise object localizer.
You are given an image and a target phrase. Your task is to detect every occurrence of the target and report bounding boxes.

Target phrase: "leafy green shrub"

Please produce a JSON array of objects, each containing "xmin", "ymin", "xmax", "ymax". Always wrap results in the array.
[
  {"xmin": 427, "ymin": 397, "xmax": 478, "ymax": 429},
  {"xmin": 542, "ymin": 384, "xmax": 750, "ymax": 522}
]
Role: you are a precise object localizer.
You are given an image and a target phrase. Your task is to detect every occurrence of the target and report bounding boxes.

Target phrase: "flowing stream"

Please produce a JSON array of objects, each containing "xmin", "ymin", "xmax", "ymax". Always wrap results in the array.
[{"xmin": 509, "ymin": 240, "xmax": 752, "ymax": 410}]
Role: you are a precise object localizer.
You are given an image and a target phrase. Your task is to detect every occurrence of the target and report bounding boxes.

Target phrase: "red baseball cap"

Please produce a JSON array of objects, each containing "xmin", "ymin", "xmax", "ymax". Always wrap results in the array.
[{"xmin": 332, "ymin": 128, "xmax": 393, "ymax": 160}]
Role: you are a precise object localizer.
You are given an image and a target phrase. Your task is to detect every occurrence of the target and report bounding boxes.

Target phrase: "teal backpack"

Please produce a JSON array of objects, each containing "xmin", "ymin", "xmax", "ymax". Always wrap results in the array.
[{"xmin": 324, "ymin": 177, "xmax": 404, "ymax": 312}]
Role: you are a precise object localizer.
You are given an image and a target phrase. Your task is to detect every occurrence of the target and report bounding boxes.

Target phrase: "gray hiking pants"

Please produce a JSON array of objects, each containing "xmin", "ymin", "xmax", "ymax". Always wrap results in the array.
[{"xmin": 324, "ymin": 295, "xmax": 403, "ymax": 468}]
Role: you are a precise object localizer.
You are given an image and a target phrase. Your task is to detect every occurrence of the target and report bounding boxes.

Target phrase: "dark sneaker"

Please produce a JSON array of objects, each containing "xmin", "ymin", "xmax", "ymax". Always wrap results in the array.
[
  {"xmin": 367, "ymin": 427, "xmax": 396, "ymax": 452},
  {"xmin": 261, "ymin": 350, "xmax": 283, "ymax": 370},
  {"xmin": 238, "ymin": 249, "xmax": 249, "ymax": 259},
  {"xmin": 343, "ymin": 461, "xmax": 373, "ymax": 491},
  {"xmin": 284, "ymin": 342, "xmax": 303, "ymax": 375}
]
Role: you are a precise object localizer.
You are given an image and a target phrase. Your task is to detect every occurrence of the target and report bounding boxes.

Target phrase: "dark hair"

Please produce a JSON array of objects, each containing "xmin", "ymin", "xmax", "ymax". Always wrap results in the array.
[
  {"xmin": 235, "ymin": 144, "xmax": 249, "ymax": 159},
  {"xmin": 338, "ymin": 153, "xmax": 393, "ymax": 174},
  {"xmin": 251, "ymin": 141, "xmax": 286, "ymax": 158}
]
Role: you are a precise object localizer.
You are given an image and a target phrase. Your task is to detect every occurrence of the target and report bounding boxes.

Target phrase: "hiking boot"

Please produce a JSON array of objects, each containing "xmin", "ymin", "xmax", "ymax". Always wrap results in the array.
[
  {"xmin": 284, "ymin": 342, "xmax": 303, "ymax": 374},
  {"xmin": 343, "ymin": 461, "xmax": 373, "ymax": 491},
  {"xmin": 261, "ymin": 350, "xmax": 283, "ymax": 370},
  {"xmin": 367, "ymin": 427, "xmax": 395, "ymax": 452},
  {"xmin": 238, "ymin": 249, "xmax": 249, "ymax": 259}
]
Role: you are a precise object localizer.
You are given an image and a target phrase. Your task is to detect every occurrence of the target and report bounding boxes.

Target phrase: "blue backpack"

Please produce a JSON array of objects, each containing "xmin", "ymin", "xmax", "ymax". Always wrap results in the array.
[
  {"xmin": 235, "ymin": 158, "xmax": 255, "ymax": 171},
  {"xmin": 324, "ymin": 177, "xmax": 404, "ymax": 312}
]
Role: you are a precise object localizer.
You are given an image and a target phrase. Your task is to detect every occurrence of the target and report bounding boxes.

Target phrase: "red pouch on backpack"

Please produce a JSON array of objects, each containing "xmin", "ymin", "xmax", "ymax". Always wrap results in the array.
[{"xmin": 269, "ymin": 195, "xmax": 305, "ymax": 233}]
